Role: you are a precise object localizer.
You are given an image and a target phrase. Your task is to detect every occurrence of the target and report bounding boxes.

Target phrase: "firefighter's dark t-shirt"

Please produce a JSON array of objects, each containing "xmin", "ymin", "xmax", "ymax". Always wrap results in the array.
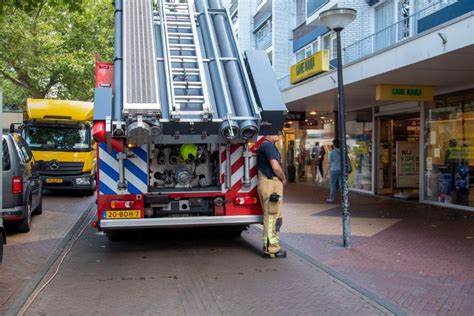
[{"xmin": 257, "ymin": 140, "xmax": 281, "ymax": 179}]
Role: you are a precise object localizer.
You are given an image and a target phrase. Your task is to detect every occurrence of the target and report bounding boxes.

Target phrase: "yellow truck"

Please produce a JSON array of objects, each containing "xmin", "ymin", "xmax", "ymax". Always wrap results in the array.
[{"xmin": 22, "ymin": 99, "xmax": 96, "ymax": 194}]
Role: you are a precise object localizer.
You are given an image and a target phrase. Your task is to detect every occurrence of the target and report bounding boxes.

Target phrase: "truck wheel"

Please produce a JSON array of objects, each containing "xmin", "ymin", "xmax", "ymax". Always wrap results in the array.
[
  {"xmin": 105, "ymin": 230, "xmax": 122, "ymax": 242},
  {"xmin": 224, "ymin": 226, "xmax": 247, "ymax": 239},
  {"xmin": 33, "ymin": 191, "xmax": 43, "ymax": 215},
  {"xmin": 18, "ymin": 199, "xmax": 32, "ymax": 233},
  {"xmin": 84, "ymin": 189, "xmax": 96, "ymax": 196}
]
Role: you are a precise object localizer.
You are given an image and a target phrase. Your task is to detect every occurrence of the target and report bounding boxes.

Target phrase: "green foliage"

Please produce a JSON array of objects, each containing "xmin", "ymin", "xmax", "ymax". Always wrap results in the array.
[{"xmin": 0, "ymin": 0, "xmax": 114, "ymax": 108}]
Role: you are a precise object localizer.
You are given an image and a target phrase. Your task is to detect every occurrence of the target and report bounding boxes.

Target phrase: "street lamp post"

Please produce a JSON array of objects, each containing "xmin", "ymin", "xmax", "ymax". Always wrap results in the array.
[{"xmin": 319, "ymin": 8, "xmax": 357, "ymax": 248}]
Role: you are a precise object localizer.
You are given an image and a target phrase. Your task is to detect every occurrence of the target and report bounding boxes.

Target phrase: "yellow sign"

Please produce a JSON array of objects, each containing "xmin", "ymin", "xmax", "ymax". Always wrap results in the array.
[
  {"xmin": 376, "ymin": 85, "xmax": 434, "ymax": 101},
  {"xmin": 290, "ymin": 50, "xmax": 329, "ymax": 84}
]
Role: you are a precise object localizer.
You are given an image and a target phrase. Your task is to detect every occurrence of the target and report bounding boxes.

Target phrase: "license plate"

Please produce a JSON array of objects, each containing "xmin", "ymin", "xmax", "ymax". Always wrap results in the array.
[
  {"xmin": 104, "ymin": 210, "xmax": 141, "ymax": 219},
  {"xmin": 45, "ymin": 178, "xmax": 63, "ymax": 183}
]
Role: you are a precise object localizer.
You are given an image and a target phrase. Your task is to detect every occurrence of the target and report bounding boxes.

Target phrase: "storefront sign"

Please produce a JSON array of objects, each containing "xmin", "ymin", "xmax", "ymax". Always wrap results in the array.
[
  {"xmin": 376, "ymin": 85, "xmax": 434, "ymax": 101},
  {"xmin": 286, "ymin": 111, "xmax": 306, "ymax": 121},
  {"xmin": 290, "ymin": 50, "xmax": 329, "ymax": 84}
]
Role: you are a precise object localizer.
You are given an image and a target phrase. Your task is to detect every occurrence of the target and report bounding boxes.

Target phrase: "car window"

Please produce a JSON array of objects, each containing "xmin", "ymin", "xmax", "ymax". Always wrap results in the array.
[
  {"xmin": 16, "ymin": 137, "xmax": 32, "ymax": 163},
  {"xmin": 2, "ymin": 139, "xmax": 11, "ymax": 171}
]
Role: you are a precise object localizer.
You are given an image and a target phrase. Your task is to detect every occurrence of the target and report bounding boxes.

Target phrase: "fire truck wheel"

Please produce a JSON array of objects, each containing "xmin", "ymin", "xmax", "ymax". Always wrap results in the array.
[
  {"xmin": 225, "ymin": 225, "xmax": 247, "ymax": 239},
  {"xmin": 105, "ymin": 230, "xmax": 122, "ymax": 242}
]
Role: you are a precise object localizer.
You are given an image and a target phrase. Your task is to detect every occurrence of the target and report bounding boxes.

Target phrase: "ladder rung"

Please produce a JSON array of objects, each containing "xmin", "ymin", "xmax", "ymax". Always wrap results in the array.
[
  {"xmin": 173, "ymin": 80, "xmax": 202, "ymax": 85},
  {"xmin": 167, "ymin": 21, "xmax": 192, "ymax": 26},
  {"xmin": 165, "ymin": 12, "xmax": 192, "ymax": 17},
  {"xmin": 171, "ymin": 57, "xmax": 198, "ymax": 63},
  {"xmin": 169, "ymin": 43, "xmax": 196, "ymax": 48},
  {"xmin": 168, "ymin": 32, "xmax": 193, "ymax": 36},
  {"xmin": 174, "ymin": 95, "xmax": 205, "ymax": 100},
  {"xmin": 172, "ymin": 67, "xmax": 200, "ymax": 72},
  {"xmin": 170, "ymin": 47, "xmax": 196, "ymax": 52}
]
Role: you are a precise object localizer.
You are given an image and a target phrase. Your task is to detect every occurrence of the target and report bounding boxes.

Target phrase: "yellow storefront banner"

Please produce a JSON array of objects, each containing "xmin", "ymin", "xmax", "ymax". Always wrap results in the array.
[
  {"xmin": 290, "ymin": 50, "xmax": 329, "ymax": 84},
  {"xmin": 376, "ymin": 85, "xmax": 434, "ymax": 101}
]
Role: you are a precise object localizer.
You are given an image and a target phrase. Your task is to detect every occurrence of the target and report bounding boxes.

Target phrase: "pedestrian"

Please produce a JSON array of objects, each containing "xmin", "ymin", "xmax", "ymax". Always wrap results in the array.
[
  {"xmin": 311, "ymin": 142, "xmax": 321, "ymax": 182},
  {"xmin": 326, "ymin": 139, "xmax": 341, "ymax": 203},
  {"xmin": 257, "ymin": 135, "xmax": 287, "ymax": 258},
  {"xmin": 318, "ymin": 144, "xmax": 326, "ymax": 179}
]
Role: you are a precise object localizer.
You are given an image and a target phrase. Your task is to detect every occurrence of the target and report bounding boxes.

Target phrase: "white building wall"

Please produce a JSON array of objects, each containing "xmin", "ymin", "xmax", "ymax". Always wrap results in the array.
[
  {"xmin": 272, "ymin": 0, "xmax": 294, "ymax": 79},
  {"xmin": 236, "ymin": 0, "xmax": 255, "ymax": 51},
  {"xmin": 339, "ymin": 0, "xmax": 374, "ymax": 63}
]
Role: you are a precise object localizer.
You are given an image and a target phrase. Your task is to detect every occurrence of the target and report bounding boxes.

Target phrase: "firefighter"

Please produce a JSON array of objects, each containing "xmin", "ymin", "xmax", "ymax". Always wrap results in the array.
[{"xmin": 257, "ymin": 135, "xmax": 287, "ymax": 258}]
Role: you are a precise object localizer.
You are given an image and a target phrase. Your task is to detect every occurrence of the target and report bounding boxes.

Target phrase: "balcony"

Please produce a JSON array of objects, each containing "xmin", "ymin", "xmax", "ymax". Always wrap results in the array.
[
  {"xmin": 344, "ymin": 0, "xmax": 464, "ymax": 65},
  {"xmin": 256, "ymin": 30, "xmax": 272, "ymax": 50}
]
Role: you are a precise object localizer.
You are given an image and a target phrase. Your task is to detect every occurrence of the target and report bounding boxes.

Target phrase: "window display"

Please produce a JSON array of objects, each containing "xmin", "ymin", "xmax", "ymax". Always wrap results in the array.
[
  {"xmin": 424, "ymin": 89, "xmax": 474, "ymax": 207},
  {"xmin": 346, "ymin": 110, "xmax": 373, "ymax": 192}
]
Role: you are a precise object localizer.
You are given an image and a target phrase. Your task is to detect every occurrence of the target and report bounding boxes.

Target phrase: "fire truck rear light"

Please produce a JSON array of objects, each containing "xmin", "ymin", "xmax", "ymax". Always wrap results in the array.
[
  {"xmin": 12, "ymin": 176, "xmax": 22, "ymax": 194},
  {"xmin": 233, "ymin": 196, "xmax": 257, "ymax": 205},
  {"xmin": 110, "ymin": 200, "xmax": 135, "ymax": 209}
]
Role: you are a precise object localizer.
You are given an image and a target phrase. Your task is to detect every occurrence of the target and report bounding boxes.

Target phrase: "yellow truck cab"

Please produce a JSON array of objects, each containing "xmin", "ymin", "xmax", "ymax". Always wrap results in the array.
[{"xmin": 22, "ymin": 99, "xmax": 96, "ymax": 194}]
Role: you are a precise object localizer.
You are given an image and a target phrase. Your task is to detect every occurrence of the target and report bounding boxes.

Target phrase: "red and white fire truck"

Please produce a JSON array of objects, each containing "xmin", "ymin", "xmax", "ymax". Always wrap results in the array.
[{"xmin": 92, "ymin": 0, "xmax": 287, "ymax": 240}]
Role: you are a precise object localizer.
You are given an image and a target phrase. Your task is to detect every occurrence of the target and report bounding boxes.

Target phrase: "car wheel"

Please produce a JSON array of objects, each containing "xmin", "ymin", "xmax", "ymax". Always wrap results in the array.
[
  {"xmin": 0, "ymin": 233, "xmax": 4, "ymax": 264},
  {"xmin": 33, "ymin": 190, "xmax": 43, "ymax": 215},
  {"xmin": 18, "ymin": 199, "xmax": 32, "ymax": 233}
]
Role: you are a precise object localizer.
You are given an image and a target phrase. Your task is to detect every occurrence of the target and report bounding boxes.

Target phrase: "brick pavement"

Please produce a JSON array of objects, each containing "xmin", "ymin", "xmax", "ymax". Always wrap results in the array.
[
  {"xmin": 25, "ymin": 226, "xmax": 391, "ymax": 315},
  {"xmin": 280, "ymin": 182, "xmax": 474, "ymax": 316},
  {"xmin": 0, "ymin": 194, "xmax": 94, "ymax": 314}
]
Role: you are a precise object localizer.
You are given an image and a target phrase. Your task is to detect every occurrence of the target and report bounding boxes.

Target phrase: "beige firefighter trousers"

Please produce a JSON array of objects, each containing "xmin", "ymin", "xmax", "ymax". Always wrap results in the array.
[{"xmin": 257, "ymin": 171, "xmax": 283, "ymax": 254}]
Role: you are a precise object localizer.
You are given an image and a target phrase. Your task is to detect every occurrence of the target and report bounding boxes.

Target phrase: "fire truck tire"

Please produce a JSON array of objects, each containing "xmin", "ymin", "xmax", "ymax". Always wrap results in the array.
[
  {"xmin": 105, "ymin": 230, "xmax": 122, "ymax": 242},
  {"xmin": 225, "ymin": 225, "xmax": 247, "ymax": 239}
]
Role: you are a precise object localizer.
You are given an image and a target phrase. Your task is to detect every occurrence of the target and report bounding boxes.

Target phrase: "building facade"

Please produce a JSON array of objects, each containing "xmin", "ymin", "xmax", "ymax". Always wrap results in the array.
[{"xmin": 280, "ymin": 0, "xmax": 474, "ymax": 211}]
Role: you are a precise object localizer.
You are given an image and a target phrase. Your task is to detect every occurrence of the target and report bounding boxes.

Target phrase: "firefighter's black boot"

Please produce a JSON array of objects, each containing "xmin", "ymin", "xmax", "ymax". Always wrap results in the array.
[{"xmin": 263, "ymin": 249, "xmax": 287, "ymax": 259}]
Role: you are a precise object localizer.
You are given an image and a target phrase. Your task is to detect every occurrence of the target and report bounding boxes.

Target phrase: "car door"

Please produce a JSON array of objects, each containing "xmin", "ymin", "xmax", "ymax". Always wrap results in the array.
[
  {"xmin": 15, "ymin": 135, "xmax": 41, "ymax": 210},
  {"xmin": 2, "ymin": 137, "xmax": 15, "ymax": 209}
]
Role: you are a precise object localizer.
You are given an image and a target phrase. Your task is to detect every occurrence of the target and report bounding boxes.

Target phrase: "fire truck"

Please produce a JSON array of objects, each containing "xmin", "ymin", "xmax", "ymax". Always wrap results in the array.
[{"xmin": 92, "ymin": 0, "xmax": 287, "ymax": 240}]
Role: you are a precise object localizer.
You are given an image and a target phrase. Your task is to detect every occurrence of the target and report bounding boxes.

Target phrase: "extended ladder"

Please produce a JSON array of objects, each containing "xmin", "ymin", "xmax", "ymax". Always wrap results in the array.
[{"xmin": 160, "ymin": 0, "xmax": 212, "ymax": 122}]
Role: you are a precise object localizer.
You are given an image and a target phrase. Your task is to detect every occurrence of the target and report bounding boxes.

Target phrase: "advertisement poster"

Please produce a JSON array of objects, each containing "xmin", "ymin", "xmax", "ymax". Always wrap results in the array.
[{"xmin": 396, "ymin": 141, "xmax": 420, "ymax": 188}]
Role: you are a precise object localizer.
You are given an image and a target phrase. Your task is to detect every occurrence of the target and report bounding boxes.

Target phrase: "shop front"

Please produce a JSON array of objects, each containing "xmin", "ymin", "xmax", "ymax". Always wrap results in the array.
[
  {"xmin": 342, "ymin": 88, "xmax": 474, "ymax": 212},
  {"xmin": 282, "ymin": 112, "xmax": 335, "ymax": 183},
  {"xmin": 422, "ymin": 89, "xmax": 474, "ymax": 209}
]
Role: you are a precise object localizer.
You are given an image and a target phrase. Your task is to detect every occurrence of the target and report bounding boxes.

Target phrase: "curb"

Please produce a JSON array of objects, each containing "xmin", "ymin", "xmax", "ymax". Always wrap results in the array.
[
  {"xmin": 252, "ymin": 226, "xmax": 408, "ymax": 316},
  {"xmin": 6, "ymin": 199, "xmax": 96, "ymax": 316}
]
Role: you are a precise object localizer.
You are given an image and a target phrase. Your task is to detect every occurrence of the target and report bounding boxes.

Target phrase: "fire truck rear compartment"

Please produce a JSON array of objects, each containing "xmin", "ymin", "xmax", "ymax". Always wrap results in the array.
[{"xmin": 149, "ymin": 143, "xmax": 220, "ymax": 192}]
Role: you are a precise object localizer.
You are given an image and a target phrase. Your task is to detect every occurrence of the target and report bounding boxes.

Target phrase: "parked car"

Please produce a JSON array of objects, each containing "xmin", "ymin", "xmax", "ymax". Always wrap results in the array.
[
  {"xmin": 0, "ymin": 218, "xmax": 5, "ymax": 263},
  {"xmin": 2, "ymin": 133, "xmax": 43, "ymax": 232}
]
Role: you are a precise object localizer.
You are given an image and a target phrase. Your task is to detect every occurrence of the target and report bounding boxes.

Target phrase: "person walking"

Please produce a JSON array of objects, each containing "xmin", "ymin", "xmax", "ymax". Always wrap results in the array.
[
  {"xmin": 327, "ymin": 139, "xmax": 341, "ymax": 203},
  {"xmin": 311, "ymin": 142, "xmax": 321, "ymax": 182},
  {"xmin": 318, "ymin": 144, "xmax": 326, "ymax": 180},
  {"xmin": 257, "ymin": 135, "xmax": 287, "ymax": 258}
]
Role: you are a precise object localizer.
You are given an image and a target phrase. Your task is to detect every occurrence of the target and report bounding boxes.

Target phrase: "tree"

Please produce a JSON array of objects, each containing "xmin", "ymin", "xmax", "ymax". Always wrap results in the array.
[{"xmin": 0, "ymin": 0, "xmax": 114, "ymax": 107}]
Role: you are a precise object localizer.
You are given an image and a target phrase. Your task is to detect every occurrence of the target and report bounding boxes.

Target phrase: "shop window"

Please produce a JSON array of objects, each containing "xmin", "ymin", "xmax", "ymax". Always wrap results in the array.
[
  {"xmin": 346, "ymin": 110, "xmax": 373, "ymax": 192},
  {"xmin": 424, "ymin": 90, "xmax": 474, "ymax": 207}
]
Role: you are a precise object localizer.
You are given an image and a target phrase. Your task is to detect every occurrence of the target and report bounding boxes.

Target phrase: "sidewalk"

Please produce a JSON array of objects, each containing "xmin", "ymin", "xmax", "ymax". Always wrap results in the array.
[{"xmin": 280, "ymin": 182, "xmax": 474, "ymax": 316}]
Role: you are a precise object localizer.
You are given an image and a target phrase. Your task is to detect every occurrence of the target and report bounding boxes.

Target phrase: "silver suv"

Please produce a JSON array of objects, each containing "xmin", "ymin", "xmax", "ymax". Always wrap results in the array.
[{"xmin": 2, "ymin": 134, "xmax": 43, "ymax": 232}]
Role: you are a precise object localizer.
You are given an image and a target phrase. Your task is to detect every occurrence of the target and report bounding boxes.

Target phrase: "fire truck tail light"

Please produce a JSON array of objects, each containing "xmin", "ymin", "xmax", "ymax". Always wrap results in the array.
[
  {"xmin": 110, "ymin": 200, "xmax": 135, "ymax": 209},
  {"xmin": 12, "ymin": 176, "xmax": 22, "ymax": 195},
  {"xmin": 233, "ymin": 196, "xmax": 257, "ymax": 205}
]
